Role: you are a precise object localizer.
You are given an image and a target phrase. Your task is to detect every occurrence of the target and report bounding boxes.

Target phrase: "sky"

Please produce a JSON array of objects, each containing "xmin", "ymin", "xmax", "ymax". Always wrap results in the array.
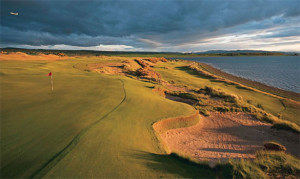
[{"xmin": 1, "ymin": 0, "xmax": 300, "ymax": 52}]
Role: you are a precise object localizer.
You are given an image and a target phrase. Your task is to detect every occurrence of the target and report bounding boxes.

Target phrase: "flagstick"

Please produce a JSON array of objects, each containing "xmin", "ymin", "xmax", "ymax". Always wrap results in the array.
[{"xmin": 51, "ymin": 75, "xmax": 53, "ymax": 91}]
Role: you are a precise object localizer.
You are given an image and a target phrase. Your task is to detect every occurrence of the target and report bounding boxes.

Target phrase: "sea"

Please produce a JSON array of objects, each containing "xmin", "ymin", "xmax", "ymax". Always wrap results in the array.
[{"xmin": 171, "ymin": 56, "xmax": 300, "ymax": 93}]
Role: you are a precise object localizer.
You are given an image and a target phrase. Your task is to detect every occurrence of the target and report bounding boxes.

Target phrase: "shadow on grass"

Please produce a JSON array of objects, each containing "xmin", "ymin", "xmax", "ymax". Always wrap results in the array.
[
  {"xmin": 130, "ymin": 150, "xmax": 233, "ymax": 178},
  {"xmin": 210, "ymin": 79, "xmax": 236, "ymax": 86},
  {"xmin": 175, "ymin": 66, "xmax": 239, "ymax": 88},
  {"xmin": 201, "ymin": 148, "xmax": 255, "ymax": 154},
  {"xmin": 145, "ymin": 85, "xmax": 155, "ymax": 89},
  {"xmin": 235, "ymin": 85, "xmax": 254, "ymax": 91},
  {"xmin": 175, "ymin": 66, "xmax": 255, "ymax": 92},
  {"xmin": 175, "ymin": 66, "xmax": 213, "ymax": 80}
]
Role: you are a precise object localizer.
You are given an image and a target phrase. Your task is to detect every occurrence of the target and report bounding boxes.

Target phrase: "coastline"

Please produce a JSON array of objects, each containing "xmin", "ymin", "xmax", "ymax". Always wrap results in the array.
[{"xmin": 183, "ymin": 60, "xmax": 300, "ymax": 102}]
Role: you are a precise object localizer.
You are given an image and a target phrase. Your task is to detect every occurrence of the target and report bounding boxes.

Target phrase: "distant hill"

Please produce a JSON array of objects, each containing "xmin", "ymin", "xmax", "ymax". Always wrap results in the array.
[
  {"xmin": 1, "ymin": 47, "xmax": 298, "ymax": 57},
  {"xmin": 0, "ymin": 47, "xmax": 181, "ymax": 57},
  {"xmin": 193, "ymin": 50, "xmax": 299, "ymax": 56}
]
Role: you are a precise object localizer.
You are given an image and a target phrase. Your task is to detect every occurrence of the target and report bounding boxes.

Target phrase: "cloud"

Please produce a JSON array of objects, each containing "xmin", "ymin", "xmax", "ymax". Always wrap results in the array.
[
  {"xmin": 15, "ymin": 44, "xmax": 138, "ymax": 51},
  {"xmin": 137, "ymin": 38, "xmax": 162, "ymax": 47},
  {"xmin": 1, "ymin": 0, "xmax": 299, "ymax": 51}
]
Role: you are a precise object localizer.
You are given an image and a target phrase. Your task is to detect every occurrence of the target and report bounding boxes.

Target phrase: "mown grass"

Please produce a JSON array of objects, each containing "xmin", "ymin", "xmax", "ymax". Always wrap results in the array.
[
  {"xmin": 1, "ymin": 54, "xmax": 299, "ymax": 178},
  {"xmin": 0, "ymin": 56, "xmax": 203, "ymax": 178},
  {"xmin": 0, "ymin": 60, "xmax": 127, "ymax": 177}
]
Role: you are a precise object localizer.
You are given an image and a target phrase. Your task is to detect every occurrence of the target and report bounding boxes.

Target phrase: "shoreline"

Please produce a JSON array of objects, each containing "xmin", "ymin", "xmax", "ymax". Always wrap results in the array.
[{"xmin": 175, "ymin": 59, "xmax": 300, "ymax": 102}]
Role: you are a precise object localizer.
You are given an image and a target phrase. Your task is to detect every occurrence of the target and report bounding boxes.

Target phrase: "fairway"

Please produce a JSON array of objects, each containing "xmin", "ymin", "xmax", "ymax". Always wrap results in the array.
[
  {"xmin": 0, "ymin": 56, "xmax": 219, "ymax": 178},
  {"xmin": 1, "ymin": 54, "xmax": 299, "ymax": 178}
]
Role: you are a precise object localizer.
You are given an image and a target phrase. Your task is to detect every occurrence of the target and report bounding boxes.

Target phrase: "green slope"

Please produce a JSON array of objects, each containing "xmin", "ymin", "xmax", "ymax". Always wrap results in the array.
[
  {"xmin": 1, "ymin": 58, "xmax": 219, "ymax": 178},
  {"xmin": 1, "ymin": 60, "xmax": 126, "ymax": 177},
  {"xmin": 44, "ymin": 76, "xmax": 201, "ymax": 178}
]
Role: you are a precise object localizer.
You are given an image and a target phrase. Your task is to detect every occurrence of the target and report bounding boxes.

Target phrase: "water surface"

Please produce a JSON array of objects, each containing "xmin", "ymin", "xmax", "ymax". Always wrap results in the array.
[{"xmin": 172, "ymin": 56, "xmax": 300, "ymax": 93}]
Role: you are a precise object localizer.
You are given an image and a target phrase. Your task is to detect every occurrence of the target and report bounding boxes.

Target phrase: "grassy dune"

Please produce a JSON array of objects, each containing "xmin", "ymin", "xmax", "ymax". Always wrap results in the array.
[
  {"xmin": 1, "ymin": 53, "xmax": 299, "ymax": 178},
  {"xmin": 154, "ymin": 60, "xmax": 300, "ymax": 125}
]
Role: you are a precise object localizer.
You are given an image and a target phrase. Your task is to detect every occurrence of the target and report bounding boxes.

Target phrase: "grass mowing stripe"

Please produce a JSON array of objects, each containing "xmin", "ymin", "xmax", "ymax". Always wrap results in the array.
[{"xmin": 31, "ymin": 79, "xmax": 127, "ymax": 178}]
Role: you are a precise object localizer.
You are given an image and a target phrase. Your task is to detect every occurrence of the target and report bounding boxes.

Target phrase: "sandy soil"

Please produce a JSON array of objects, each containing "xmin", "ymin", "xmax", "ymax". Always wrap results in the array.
[
  {"xmin": 159, "ymin": 112, "xmax": 300, "ymax": 163},
  {"xmin": 162, "ymin": 81, "xmax": 189, "ymax": 92},
  {"xmin": 0, "ymin": 52, "xmax": 68, "ymax": 61},
  {"xmin": 88, "ymin": 63, "xmax": 125, "ymax": 75}
]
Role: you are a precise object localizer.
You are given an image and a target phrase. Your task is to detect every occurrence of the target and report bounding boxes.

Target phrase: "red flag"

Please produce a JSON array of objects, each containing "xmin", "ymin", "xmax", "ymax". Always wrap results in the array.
[{"xmin": 47, "ymin": 72, "xmax": 52, "ymax": 76}]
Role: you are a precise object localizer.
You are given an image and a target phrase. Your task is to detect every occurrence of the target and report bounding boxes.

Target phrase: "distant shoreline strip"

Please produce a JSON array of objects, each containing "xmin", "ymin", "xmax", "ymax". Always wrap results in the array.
[{"xmin": 199, "ymin": 62, "xmax": 300, "ymax": 101}]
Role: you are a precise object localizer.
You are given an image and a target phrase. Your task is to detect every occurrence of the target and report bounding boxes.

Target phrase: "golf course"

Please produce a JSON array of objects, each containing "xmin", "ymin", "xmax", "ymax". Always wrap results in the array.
[{"xmin": 1, "ymin": 52, "xmax": 299, "ymax": 178}]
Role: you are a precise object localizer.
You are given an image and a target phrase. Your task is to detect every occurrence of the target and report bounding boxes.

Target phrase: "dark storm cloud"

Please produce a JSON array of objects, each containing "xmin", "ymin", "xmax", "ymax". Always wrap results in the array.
[
  {"xmin": 0, "ymin": 26, "xmax": 142, "ymax": 47},
  {"xmin": 1, "ymin": 0, "xmax": 299, "ymax": 50}
]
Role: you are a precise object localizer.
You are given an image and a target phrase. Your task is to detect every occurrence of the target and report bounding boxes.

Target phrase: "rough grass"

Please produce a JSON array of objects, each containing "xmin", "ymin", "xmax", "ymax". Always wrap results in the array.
[
  {"xmin": 198, "ymin": 108, "xmax": 210, "ymax": 116},
  {"xmin": 237, "ymin": 102, "xmax": 300, "ymax": 133},
  {"xmin": 155, "ymin": 61, "xmax": 300, "ymax": 128},
  {"xmin": 166, "ymin": 91, "xmax": 199, "ymax": 101},
  {"xmin": 231, "ymin": 151, "xmax": 300, "ymax": 178},
  {"xmin": 188, "ymin": 62, "xmax": 217, "ymax": 79},
  {"xmin": 232, "ymin": 160, "xmax": 267, "ymax": 178},
  {"xmin": 163, "ymin": 78, "xmax": 299, "ymax": 133},
  {"xmin": 196, "ymin": 86, "xmax": 238, "ymax": 103},
  {"xmin": 272, "ymin": 121, "xmax": 300, "ymax": 134},
  {"xmin": 164, "ymin": 151, "xmax": 300, "ymax": 178},
  {"xmin": 249, "ymin": 107, "xmax": 300, "ymax": 133}
]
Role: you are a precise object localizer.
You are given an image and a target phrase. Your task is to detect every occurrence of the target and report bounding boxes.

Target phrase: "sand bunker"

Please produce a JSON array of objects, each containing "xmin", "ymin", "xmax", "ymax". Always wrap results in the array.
[{"xmin": 158, "ymin": 112, "xmax": 299, "ymax": 163}]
